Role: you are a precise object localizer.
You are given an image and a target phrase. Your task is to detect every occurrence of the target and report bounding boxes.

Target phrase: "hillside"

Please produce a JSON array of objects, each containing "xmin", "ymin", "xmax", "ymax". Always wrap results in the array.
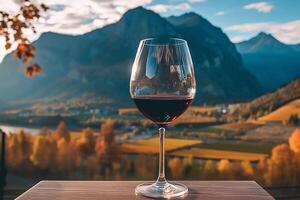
[
  {"xmin": 236, "ymin": 32, "xmax": 300, "ymax": 91},
  {"xmin": 230, "ymin": 77, "xmax": 300, "ymax": 121},
  {"xmin": 259, "ymin": 99, "xmax": 300, "ymax": 122},
  {"xmin": 0, "ymin": 7, "xmax": 262, "ymax": 109}
]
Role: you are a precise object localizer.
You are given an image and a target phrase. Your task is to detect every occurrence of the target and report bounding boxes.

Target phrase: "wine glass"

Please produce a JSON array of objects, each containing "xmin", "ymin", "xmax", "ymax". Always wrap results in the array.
[{"xmin": 130, "ymin": 38, "xmax": 196, "ymax": 198}]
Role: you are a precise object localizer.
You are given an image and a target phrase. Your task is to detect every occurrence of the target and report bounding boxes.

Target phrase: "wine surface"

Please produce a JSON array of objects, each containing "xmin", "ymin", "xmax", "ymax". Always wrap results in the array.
[{"xmin": 132, "ymin": 96, "xmax": 193, "ymax": 126}]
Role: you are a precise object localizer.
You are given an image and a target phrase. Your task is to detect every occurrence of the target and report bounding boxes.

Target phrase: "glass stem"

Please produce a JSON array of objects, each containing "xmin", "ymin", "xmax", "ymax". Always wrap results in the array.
[{"xmin": 155, "ymin": 127, "xmax": 167, "ymax": 187}]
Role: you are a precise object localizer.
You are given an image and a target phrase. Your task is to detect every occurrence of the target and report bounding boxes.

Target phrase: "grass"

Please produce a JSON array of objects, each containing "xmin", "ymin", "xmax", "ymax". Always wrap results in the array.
[
  {"xmin": 259, "ymin": 99, "xmax": 300, "ymax": 122},
  {"xmin": 172, "ymin": 148, "xmax": 268, "ymax": 162},
  {"xmin": 215, "ymin": 122, "xmax": 261, "ymax": 130},
  {"xmin": 194, "ymin": 142, "xmax": 275, "ymax": 154},
  {"xmin": 120, "ymin": 137, "xmax": 202, "ymax": 154}
]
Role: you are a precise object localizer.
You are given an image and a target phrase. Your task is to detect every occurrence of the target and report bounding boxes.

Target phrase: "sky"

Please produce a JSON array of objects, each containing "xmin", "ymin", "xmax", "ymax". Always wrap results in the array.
[{"xmin": 1, "ymin": 0, "xmax": 300, "ymax": 61}]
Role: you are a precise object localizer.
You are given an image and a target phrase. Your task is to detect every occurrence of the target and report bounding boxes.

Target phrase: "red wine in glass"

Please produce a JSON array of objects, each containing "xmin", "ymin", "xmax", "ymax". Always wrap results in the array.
[{"xmin": 132, "ymin": 96, "xmax": 192, "ymax": 126}]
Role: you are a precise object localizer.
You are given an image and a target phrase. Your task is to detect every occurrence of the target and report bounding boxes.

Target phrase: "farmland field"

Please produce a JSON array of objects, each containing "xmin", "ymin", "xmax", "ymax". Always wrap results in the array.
[
  {"xmin": 259, "ymin": 99, "xmax": 300, "ymax": 122},
  {"xmin": 172, "ymin": 148, "xmax": 268, "ymax": 162},
  {"xmin": 120, "ymin": 137, "xmax": 202, "ymax": 154},
  {"xmin": 195, "ymin": 142, "xmax": 275, "ymax": 154},
  {"xmin": 215, "ymin": 122, "xmax": 262, "ymax": 131},
  {"xmin": 240, "ymin": 123, "xmax": 295, "ymax": 142}
]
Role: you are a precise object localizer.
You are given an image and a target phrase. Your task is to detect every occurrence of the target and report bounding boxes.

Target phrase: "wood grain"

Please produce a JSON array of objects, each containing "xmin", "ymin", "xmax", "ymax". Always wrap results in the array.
[{"xmin": 16, "ymin": 181, "xmax": 275, "ymax": 200}]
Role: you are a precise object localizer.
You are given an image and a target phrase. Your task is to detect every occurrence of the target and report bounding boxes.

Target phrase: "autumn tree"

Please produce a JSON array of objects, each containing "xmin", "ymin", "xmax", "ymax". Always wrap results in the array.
[
  {"xmin": 264, "ymin": 144, "xmax": 296, "ymax": 186},
  {"xmin": 230, "ymin": 162, "xmax": 244, "ymax": 180},
  {"xmin": 202, "ymin": 160, "xmax": 219, "ymax": 180},
  {"xmin": 0, "ymin": 0, "xmax": 48, "ymax": 76},
  {"xmin": 6, "ymin": 130, "xmax": 31, "ymax": 169},
  {"xmin": 76, "ymin": 128, "xmax": 96, "ymax": 158},
  {"xmin": 135, "ymin": 155, "xmax": 157, "ymax": 179},
  {"xmin": 241, "ymin": 160, "xmax": 254, "ymax": 178},
  {"xmin": 218, "ymin": 159, "xmax": 234, "ymax": 180},
  {"xmin": 288, "ymin": 129, "xmax": 300, "ymax": 183},
  {"xmin": 289, "ymin": 129, "xmax": 300, "ymax": 153},
  {"xmin": 83, "ymin": 155, "xmax": 100, "ymax": 179},
  {"xmin": 30, "ymin": 135, "xmax": 57, "ymax": 170},
  {"xmin": 95, "ymin": 119, "xmax": 120, "ymax": 175},
  {"xmin": 256, "ymin": 158, "xmax": 268, "ymax": 184},
  {"xmin": 168, "ymin": 158, "xmax": 184, "ymax": 179},
  {"xmin": 181, "ymin": 156, "xmax": 193, "ymax": 177},
  {"xmin": 54, "ymin": 121, "xmax": 70, "ymax": 143},
  {"xmin": 56, "ymin": 138, "xmax": 78, "ymax": 172}
]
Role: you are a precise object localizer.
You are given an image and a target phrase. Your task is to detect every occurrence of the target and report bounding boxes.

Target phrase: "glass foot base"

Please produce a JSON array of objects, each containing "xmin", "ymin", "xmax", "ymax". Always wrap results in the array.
[{"xmin": 135, "ymin": 181, "xmax": 188, "ymax": 199}]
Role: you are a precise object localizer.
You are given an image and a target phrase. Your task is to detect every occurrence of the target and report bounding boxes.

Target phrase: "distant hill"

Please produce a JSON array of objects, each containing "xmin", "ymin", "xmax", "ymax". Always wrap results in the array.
[
  {"xmin": 0, "ymin": 7, "xmax": 262, "ymax": 109},
  {"xmin": 236, "ymin": 32, "xmax": 300, "ymax": 91},
  {"xmin": 230, "ymin": 77, "xmax": 300, "ymax": 121},
  {"xmin": 237, "ymin": 32, "xmax": 294, "ymax": 54}
]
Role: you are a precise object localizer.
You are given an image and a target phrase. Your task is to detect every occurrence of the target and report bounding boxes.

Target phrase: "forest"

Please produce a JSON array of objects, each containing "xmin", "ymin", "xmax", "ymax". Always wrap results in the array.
[{"xmin": 5, "ymin": 119, "xmax": 300, "ymax": 187}]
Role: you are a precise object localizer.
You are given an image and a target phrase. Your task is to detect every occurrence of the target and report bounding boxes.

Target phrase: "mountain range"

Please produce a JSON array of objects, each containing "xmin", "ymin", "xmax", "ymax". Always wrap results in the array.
[
  {"xmin": 0, "ymin": 7, "xmax": 263, "ymax": 109},
  {"xmin": 236, "ymin": 32, "xmax": 300, "ymax": 91}
]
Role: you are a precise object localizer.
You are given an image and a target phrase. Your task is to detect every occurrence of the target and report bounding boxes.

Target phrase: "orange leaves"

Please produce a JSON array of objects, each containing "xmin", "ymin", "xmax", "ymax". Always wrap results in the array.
[
  {"xmin": 5, "ymin": 42, "xmax": 11, "ymax": 50},
  {"xmin": 21, "ymin": 4, "xmax": 41, "ymax": 20},
  {"xmin": 25, "ymin": 63, "xmax": 42, "ymax": 77},
  {"xmin": 289, "ymin": 129, "xmax": 300, "ymax": 153},
  {"xmin": 0, "ymin": 0, "xmax": 48, "ymax": 77},
  {"xmin": 15, "ymin": 42, "xmax": 35, "ymax": 62}
]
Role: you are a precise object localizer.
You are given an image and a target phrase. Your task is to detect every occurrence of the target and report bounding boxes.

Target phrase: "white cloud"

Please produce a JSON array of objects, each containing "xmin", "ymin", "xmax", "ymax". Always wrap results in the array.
[
  {"xmin": 0, "ymin": 0, "xmax": 152, "ymax": 61},
  {"xmin": 229, "ymin": 35, "xmax": 248, "ymax": 43},
  {"xmin": 148, "ymin": 3, "xmax": 191, "ymax": 13},
  {"xmin": 244, "ymin": 2, "xmax": 273, "ymax": 13},
  {"xmin": 216, "ymin": 11, "xmax": 225, "ymax": 16},
  {"xmin": 225, "ymin": 20, "xmax": 300, "ymax": 44},
  {"xmin": 226, "ymin": 22, "xmax": 271, "ymax": 32},
  {"xmin": 188, "ymin": 0, "xmax": 207, "ymax": 3}
]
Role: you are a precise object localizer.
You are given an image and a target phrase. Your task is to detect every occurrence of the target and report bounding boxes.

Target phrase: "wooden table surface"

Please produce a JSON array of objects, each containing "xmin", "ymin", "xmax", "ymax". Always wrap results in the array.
[{"xmin": 16, "ymin": 181, "xmax": 274, "ymax": 200}]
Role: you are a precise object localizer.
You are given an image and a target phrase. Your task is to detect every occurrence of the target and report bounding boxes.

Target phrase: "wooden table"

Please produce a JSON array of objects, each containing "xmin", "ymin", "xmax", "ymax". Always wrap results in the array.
[{"xmin": 16, "ymin": 181, "xmax": 274, "ymax": 200}]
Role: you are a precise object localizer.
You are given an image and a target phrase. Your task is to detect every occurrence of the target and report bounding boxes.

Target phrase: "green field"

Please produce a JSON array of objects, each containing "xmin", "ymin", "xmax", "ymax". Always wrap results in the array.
[
  {"xmin": 194, "ymin": 142, "xmax": 275, "ymax": 154},
  {"xmin": 172, "ymin": 148, "xmax": 268, "ymax": 161}
]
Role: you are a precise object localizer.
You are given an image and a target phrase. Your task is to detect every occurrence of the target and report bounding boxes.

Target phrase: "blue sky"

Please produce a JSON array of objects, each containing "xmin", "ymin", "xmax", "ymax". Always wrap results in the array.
[
  {"xmin": 149, "ymin": 0, "xmax": 300, "ymax": 43},
  {"xmin": 0, "ymin": 0, "xmax": 300, "ymax": 61}
]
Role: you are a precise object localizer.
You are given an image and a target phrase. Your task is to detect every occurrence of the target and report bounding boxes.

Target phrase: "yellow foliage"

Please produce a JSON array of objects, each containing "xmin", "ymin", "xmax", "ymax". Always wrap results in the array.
[
  {"xmin": 57, "ymin": 138, "xmax": 78, "ymax": 171},
  {"xmin": 30, "ymin": 135, "xmax": 57, "ymax": 170},
  {"xmin": 83, "ymin": 155, "xmax": 100, "ymax": 179},
  {"xmin": 135, "ymin": 155, "xmax": 156, "ymax": 179},
  {"xmin": 202, "ymin": 160, "xmax": 218, "ymax": 180},
  {"xmin": 265, "ymin": 143, "xmax": 297, "ymax": 186},
  {"xmin": 168, "ymin": 158, "xmax": 184, "ymax": 179},
  {"xmin": 218, "ymin": 159, "xmax": 231, "ymax": 172},
  {"xmin": 241, "ymin": 160, "xmax": 254, "ymax": 176},
  {"xmin": 75, "ymin": 128, "xmax": 96, "ymax": 157},
  {"xmin": 95, "ymin": 119, "xmax": 119, "ymax": 167},
  {"xmin": 271, "ymin": 144, "xmax": 294, "ymax": 164},
  {"xmin": 54, "ymin": 121, "xmax": 70, "ymax": 143},
  {"xmin": 289, "ymin": 129, "xmax": 300, "ymax": 153},
  {"xmin": 6, "ymin": 130, "xmax": 31, "ymax": 169},
  {"xmin": 218, "ymin": 159, "xmax": 234, "ymax": 179}
]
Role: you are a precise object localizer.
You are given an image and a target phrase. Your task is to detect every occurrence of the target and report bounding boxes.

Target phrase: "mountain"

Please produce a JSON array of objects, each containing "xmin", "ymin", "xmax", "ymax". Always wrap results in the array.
[
  {"xmin": 236, "ymin": 32, "xmax": 300, "ymax": 91},
  {"xmin": 230, "ymin": 77, "xmax": 300, "ymax": 121},
  {"xmin": 237, "ymin": 32, "xmax": 294, "ymax": 54},
  {"xmin": 0, "ymin": 7, "xmax": 262, "ymax": 109},
  {"xmin": 168, "ymin": 13, "xmax": 261, "ymax": 103}
]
